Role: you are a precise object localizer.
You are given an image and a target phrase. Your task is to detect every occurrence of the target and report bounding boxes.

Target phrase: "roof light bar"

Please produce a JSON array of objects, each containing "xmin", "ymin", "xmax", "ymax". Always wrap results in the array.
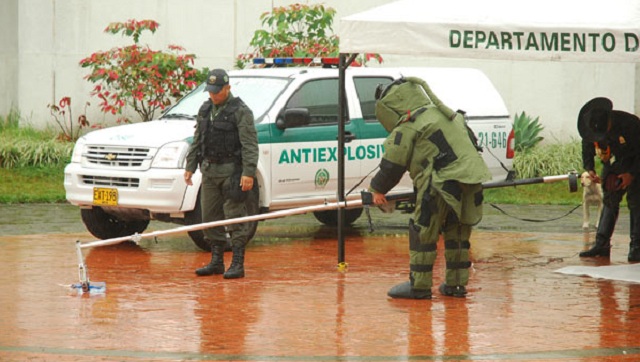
[{"xmin": 252, "ymin": 57, "xmax": 339, "ymax": 66}]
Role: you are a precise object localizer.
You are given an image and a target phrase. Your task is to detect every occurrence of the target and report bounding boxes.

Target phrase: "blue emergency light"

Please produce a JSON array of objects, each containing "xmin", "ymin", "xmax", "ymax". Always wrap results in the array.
[{"xmin": 252, "ymin": 57, "xmax": 339, "ymax": 66}]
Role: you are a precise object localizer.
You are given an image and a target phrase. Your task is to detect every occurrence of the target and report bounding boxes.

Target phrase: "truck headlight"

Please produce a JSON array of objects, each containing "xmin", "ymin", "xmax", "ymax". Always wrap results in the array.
[
  {"xmin": 70, "ymin": 137, "xmax": 86, "ymax": 163},
  {"xmin": 152, "ymin": 141, "xmax": 189, "ymax": 168}
]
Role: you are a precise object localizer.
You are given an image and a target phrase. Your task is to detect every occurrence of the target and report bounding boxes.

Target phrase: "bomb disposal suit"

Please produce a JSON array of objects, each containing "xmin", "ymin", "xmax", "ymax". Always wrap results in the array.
[{"xmin": 369, "ymin": 77, "xmax": 491, "ymax": 299}]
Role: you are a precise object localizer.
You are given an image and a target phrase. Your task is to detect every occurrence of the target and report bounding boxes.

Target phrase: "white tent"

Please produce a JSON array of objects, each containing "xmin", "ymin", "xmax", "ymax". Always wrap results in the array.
[
  {"xmin": 338, "ymin": 0, "xmax": 640, "ymax": 62},
  {"xmin": 335, "ymin": 0, "xmax": 640, "ymax": 274}
]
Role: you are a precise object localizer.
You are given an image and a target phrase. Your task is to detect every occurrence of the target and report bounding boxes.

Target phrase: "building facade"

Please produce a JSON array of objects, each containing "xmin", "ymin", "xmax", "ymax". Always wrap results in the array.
[{"xmin": 0, "ymin": 0, "xmax": 637, "ymax": 141}]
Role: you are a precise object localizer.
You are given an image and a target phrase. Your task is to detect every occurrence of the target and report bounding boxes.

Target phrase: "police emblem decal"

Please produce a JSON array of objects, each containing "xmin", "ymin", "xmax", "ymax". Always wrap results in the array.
[{"xmin": 315, "ymin": 168, "xmax": 330, "ymax": 189}]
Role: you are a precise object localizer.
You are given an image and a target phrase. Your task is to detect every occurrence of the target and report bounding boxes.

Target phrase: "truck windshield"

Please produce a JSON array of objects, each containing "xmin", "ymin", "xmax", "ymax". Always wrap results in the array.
[{"xmin": 161, "ymin": 76, "xmax": 291, "ymax": 123}]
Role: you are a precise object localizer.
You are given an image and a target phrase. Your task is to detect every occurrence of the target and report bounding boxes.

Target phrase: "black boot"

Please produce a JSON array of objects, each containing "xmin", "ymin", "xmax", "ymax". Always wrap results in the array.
[
  {"xmin": 388, "ymin": 281, "xmax": 432, "ymax": 299},
  {"xmin": 195, "ymin": 242, "xmax": 225, "ymax": 276},
  {"xmin": 580, "ymin": 205, "xmax": 618, "ymax": 257},
  {"xmin": 387, "ymin": 275, "xmax": 431, "ymax": 300},
  {"xmin": 628, "ymin": 208, "xmax": 640, "ymax": 262},
  {"xmin": 439, "ymin": 283, "xmax": 467, "ymax": 298},
  {"xmin": 223, "ymin": 245, "xmax": 245, "ymax": 279}
]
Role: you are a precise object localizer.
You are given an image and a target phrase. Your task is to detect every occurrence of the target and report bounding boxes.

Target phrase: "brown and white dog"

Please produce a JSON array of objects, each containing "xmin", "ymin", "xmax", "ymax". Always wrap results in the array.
[{"xmin": 581, "ymin": 171, "xmax": 603, "ymax": 229}]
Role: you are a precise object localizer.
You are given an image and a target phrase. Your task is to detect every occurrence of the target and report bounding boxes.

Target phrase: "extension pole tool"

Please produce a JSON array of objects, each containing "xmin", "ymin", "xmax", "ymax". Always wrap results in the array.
[{"xmin": 72, "ymin": 171, "xmax": 577, "ymax": 294}]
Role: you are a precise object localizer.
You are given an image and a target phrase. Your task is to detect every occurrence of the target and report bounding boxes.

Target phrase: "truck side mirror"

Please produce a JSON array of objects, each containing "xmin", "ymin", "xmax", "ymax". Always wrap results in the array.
[{"xmin": 276, "ymin": 108, "xmax": 311, "ymax": 130}]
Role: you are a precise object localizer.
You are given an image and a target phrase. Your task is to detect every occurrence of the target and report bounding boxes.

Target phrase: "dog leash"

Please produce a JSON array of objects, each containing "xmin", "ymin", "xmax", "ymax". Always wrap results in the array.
[{"xmin": 488, "ymin": 203, "xmax": 582, "ymax": 222}]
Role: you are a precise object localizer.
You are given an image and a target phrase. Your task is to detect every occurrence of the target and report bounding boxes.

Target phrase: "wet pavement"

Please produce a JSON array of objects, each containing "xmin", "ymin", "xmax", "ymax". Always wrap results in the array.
[{"xmin": 1, "ymin": 203, "xmax": 639, "ymax": 361}]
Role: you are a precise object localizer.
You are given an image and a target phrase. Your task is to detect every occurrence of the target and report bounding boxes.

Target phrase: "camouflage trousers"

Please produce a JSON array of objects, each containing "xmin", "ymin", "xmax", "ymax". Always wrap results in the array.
[{"xmin": 200, "ymin": 173, "xmax": 250, "ymax": 248}]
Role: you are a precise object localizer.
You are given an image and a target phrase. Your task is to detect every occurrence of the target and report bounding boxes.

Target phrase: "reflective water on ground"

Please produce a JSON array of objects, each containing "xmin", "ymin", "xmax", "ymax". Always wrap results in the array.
[{"xmin": 0, "ymin": 203, "xmax": 638, "ymax": 361}]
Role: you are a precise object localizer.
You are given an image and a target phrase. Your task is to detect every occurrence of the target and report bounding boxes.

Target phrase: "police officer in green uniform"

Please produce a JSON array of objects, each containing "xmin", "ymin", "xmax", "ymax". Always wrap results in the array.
[
  {"xmin": 576, "ymin": 97, "xmax": 640, "ymax": 262},
  {"xmin": 184, "ymin": 68, "xmax": 259, "ymax": 279},
  {"xmin": 368, "ymin": 77, "xmax": 491, "ymax": 299}
]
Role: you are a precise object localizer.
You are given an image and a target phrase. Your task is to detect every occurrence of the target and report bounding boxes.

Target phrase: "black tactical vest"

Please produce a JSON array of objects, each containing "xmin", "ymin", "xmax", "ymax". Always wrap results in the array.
[{"xmin": 199, "ymin": 97, "xmax": 244, "ymax": 164}]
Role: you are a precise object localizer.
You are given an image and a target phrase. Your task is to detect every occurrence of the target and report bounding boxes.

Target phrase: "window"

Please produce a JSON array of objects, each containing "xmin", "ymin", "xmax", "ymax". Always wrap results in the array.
[
  {"xmin": 354, "ymin": 77, "xmax": 393, "ymax": 122},
  {"xmin": 285, "ymin": 79, "xmax": 340, "ymax": 126}
]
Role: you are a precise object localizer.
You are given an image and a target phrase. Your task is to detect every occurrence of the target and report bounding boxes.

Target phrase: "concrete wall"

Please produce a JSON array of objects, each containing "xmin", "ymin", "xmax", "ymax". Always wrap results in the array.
[
  {"xmin": 1, "ymin": 0, "xmax": 636, "ymax": 142},
  {"xmin": 384, "ymin": 57, "xmax": 635, "ymax": 142},
  {"xmin": 0, "ymin": 0, "xmax": 19, "ymax": 119}
]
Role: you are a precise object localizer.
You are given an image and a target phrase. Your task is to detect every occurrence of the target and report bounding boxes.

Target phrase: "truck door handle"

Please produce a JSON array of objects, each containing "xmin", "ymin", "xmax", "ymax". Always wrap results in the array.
[{"xmin": 342, "ymin": 131, "xmax": 356, "ymax": 143}]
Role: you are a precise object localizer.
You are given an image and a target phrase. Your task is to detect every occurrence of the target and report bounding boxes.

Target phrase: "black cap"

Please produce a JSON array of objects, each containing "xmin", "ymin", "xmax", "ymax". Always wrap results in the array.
[
  {"xmin": 205, "ymin": 69, "xmax": 229, "ymax": 94},
  {"xmin": 577, "ymin": 97, "xmax": 612, "ymax": 142}
]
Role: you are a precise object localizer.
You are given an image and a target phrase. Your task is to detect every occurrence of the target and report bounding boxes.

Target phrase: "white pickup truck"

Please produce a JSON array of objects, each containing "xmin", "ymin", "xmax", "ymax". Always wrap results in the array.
[{"xmin": 64, "ymin": 65, "xmax": 514, "ymax": 250}]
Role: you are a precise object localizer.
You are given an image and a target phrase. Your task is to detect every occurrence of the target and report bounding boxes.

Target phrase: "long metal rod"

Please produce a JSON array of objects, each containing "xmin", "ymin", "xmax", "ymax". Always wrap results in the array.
[
  {"xmin": 482, "ymin": 173, "xmax": 574, "ymax": 189},
  {"xmin": 78, "ymin": 172, "xmax": 576, "ymax": 250},
  {"xmin": 79, "ymin": 199, "xmax": 365, "ymax": 250},
  {"xmin": 74, "ymin": 172, "xmax": 576, "ymax": 290}
]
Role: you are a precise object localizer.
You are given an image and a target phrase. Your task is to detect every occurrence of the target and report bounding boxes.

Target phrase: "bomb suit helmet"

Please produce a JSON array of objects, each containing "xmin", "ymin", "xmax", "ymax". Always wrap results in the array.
[{"xmin": 375, "ymin": 77, "xmax": 457, "ymax": 132}]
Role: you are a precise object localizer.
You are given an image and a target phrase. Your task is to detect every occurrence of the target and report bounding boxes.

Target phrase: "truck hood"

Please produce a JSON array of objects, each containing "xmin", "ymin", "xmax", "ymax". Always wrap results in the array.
[{"xmin": 81, "ymin": 120, "xmax": 195, "ymax": 147}]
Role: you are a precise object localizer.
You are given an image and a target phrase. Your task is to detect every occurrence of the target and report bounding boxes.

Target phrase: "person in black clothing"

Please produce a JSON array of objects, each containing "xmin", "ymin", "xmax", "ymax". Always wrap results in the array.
[{"xmin": 577, "ymin": 97, "xmax": 640, "ymax": 262}]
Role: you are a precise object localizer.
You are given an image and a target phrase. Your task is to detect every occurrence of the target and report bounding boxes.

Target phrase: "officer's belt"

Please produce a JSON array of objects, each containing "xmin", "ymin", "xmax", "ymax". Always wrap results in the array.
[{"xmin": 205, "ymin": 155, "xmax": 239, "ymax": 164}]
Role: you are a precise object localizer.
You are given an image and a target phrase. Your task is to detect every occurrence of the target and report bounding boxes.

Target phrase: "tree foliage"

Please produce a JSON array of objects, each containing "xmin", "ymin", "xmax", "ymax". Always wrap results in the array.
[
  {"xmin": 236, "ymin": 4, "xmax": 382, "ymax": 68},
  {"xmin": 80, "ymin": 19, "xmax": 208, "ymax": 122}
]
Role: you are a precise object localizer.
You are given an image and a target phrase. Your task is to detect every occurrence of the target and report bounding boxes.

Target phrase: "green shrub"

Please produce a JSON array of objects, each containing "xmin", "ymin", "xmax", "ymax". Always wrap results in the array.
[
  {"xmin": 514, "ymin": 139, "xmax": 582, "ymax": 178},
  {"xmin": 0, "ymin": 128, "xmax": 73, "ymax": 168}
]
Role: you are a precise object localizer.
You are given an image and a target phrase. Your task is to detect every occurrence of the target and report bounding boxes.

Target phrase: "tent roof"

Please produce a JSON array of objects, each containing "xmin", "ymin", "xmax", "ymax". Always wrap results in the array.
[{"xmin": 338, "ymin": 0, "xmax": 640, "ymax": 62}]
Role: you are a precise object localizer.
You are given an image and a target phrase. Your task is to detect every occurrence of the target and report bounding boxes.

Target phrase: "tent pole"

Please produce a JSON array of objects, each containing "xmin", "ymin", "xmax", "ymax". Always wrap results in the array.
[
  {"xmin": 337, "ymin": 53, "xmax": 363, "ymax": 270},
  {"xmin": 337, "ymin": 53, "xmax": 347, "ymax": 267}
]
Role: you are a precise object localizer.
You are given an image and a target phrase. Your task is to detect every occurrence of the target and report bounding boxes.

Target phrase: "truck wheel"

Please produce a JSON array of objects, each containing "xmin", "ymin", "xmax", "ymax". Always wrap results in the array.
[
  {"xmin": 313, "ymin": 208, "xmax": 363, "ymax": 226},
  {"xmin": 184, "ymin": 195, "xmax": 208, "ymax": 251},
  {"xmin": 185, "ymin": 185, "xmax": 260, "ymax": 252},
  {"xmin": 81, "ymin": 207, "xmax": 150, "ymax": 240}
]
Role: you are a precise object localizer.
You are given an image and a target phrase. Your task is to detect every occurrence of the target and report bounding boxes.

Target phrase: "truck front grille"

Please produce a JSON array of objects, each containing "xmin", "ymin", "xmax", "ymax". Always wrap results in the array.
[
  {"xmin": 85, "ymin": 146, "xmax": 152, "ymax": 168},
  {"xmin": 82, "ymin": 175, "xmax": 140, "ymax": 188}
]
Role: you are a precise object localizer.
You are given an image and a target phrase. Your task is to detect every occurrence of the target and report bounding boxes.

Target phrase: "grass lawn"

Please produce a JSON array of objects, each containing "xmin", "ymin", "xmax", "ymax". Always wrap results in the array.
[
  {"xmin": 0, "ymin": 165, "xmax": 67, "ymax": 203},
  {"xmin": 0, "ymin": 163, "xmax": 585, "ymax": 205}
]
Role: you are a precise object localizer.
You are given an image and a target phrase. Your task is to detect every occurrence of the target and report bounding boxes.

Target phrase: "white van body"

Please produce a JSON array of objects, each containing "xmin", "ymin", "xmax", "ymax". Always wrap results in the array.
[{"xmin": 64, "ymin": 66, "xmax": 514, "ymax": 249}]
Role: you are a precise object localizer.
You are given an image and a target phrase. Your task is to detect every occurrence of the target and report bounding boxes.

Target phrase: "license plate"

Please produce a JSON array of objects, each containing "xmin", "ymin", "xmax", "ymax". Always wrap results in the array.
[{"xmin": 93, "ymin": 187, "xmax": 118, "ymax": 206}]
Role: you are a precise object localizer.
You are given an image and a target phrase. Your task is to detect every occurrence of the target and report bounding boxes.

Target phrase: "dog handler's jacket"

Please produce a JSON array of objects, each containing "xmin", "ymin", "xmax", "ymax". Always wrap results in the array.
[
  {"xmin": 369, "ymin": 77, "xmax": 491, "ymax": 224},
  {"xmin": 579, "ymin": 110, "xmax": 640, "ymax": 180}
]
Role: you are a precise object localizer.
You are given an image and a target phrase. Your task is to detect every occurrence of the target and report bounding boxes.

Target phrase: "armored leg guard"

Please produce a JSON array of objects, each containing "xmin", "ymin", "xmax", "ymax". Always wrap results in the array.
[
  {"xmin": 409, "ymin": 219, "xmax": 438, "ymax": 290},
  {"xmin": 580, "ymin": 205, "xmax": 618, "ymax": 258},
  {"xmin": 628, "ymin": 208, "xmax": 640, "ymax": 262},
  {"xmin": 444, "ymin": 213, "xmax": 472, "ymax": 286},
  {"xmin": 224, "ymin": 245, "xmax": 245, "ymax": 279},
  {"xmin": 387, "ymin": 276, "xmax": 432, "ymax": 300},
  {"xmin": 195, "ymin": 241, "xmax": 225, "ymax": 276}
]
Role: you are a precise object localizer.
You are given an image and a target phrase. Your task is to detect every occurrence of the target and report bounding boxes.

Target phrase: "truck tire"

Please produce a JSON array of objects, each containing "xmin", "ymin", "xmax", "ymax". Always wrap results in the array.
[
  {"xmin": 313, "ymin": 208, "xmax": 363, "ymax": 226},
  {"xmin": 185, "ymin": 185, "xmax": 260, "ymax": 252},
  {"xmin": 81, "ymin": 207, "xmax": 150, "ymax": 241}
]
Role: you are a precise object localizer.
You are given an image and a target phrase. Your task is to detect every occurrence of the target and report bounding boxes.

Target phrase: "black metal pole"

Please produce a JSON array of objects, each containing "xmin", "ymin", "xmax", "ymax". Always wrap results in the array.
[{"xmin": 337, "ymin": 54, "xmax": 347, "ymax": 265}]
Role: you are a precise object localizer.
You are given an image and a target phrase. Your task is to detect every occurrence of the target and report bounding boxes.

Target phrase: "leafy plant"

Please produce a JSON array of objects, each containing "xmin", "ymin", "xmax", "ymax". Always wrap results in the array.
[
  {"xmin": 513, "ymin": 139, "xmax": 582, "ymax": 179},
  {"xmin": 513, "ymin": 111, "xmax": 544, "ymax": 152},
  {"xmin": 80, "ymin": 19, "xmax": 208, "ymax": 123},
  {"xmin": 0, "ymin": 133, "xmax": 72, "ymax": 168},
  {"xmin": 236, "ymin": 4, "xmax": 382, "ymax": 68},
  {"xmin": 47, "ymin": 97, "xmax": 91, "ymax": 142}
]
